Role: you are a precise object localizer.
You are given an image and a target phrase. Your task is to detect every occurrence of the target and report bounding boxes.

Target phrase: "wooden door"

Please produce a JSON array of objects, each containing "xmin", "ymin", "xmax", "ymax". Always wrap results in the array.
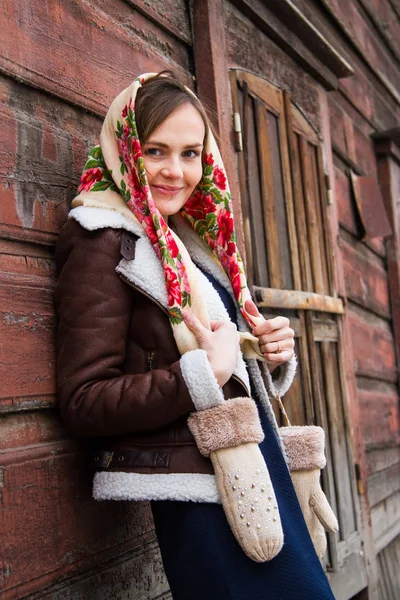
[{"xmin": 230, "ymin": 69, "xmax": 368, "ymax": 599}]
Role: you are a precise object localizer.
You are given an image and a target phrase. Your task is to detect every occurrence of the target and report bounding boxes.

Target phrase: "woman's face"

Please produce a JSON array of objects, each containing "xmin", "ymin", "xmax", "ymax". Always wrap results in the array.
[{"xmin": 142, "ymin": 103, "xmax": 205, "ymax": 217}]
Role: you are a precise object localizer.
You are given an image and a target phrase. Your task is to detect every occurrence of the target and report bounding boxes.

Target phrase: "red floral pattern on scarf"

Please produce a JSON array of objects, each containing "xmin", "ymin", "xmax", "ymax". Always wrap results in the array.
[
  {"xmin": 213, "ymin": 167, "xmax": 226, "ymax": 190},
  {"xmin": 78, "ymin": 167, "xmax": 103, "ymax": 192}
]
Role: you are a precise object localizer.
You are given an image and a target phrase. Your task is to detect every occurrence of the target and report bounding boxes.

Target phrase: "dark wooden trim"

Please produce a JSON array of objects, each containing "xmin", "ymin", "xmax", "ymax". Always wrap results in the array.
[
  {"xmin": 266, "ymin": 0, "xmax": 354, "ymax": 78},
  {"xmin": 229, "ymin": 0, "xmax": 353, "ymax": 90}
]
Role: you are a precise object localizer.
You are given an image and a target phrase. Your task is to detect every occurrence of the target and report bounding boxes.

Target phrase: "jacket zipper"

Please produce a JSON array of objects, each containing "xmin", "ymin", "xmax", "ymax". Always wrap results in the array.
[
  {"xmin": 119, "ymin": 273, "xmax": 250, "ymax": 396},
  {"xmin": 146, "ymin": 351, "xmax": 155, "ymax": 372}
]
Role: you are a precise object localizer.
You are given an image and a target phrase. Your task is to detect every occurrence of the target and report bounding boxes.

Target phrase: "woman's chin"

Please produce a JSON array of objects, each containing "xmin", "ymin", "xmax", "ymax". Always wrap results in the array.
[{"xmin": 153, "ymin": 194, "xmax": 189, "ymax": 217}]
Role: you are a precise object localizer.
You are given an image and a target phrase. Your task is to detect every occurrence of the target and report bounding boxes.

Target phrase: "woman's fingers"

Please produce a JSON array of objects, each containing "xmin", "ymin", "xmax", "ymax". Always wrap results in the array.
[
  {"xmin": 183, "ymin": 312, "xmax": 210, "ymax": 344},
  {"xmin": 264, "ymin": 349, "xmax": 294, "ymax": 363},
  {"xmin": 259, "ymin": 329, "xmax": 295, "ymax": 353},
  {"xmin": 252, "ymin": 316, "xmax": 290, "ymax": 337}
]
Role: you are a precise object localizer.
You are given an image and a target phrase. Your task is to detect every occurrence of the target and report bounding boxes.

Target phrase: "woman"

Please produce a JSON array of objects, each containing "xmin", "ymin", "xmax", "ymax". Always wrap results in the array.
[{"xmin": 55, "ymin": 72, "xmax": 337, "ymax": 599}]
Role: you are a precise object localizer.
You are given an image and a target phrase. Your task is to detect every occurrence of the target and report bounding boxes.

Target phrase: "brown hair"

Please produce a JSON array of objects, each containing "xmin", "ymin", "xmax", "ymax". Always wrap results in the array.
[{"xmin": 135, "ymin": 71, "xmax": 213, "ymax": 145}]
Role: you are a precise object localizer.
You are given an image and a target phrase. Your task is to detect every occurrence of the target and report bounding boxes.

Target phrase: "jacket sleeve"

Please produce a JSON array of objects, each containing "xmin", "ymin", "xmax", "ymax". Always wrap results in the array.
[{"xmin": 54, "ymin": 219, "xmax": 203, "ymax": 438}]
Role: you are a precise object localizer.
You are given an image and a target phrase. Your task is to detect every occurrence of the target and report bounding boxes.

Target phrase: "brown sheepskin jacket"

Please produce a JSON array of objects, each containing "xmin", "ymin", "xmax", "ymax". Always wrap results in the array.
[{"xmin": 54, "ymin": 206, "xmax": 296, "ymax": 503}]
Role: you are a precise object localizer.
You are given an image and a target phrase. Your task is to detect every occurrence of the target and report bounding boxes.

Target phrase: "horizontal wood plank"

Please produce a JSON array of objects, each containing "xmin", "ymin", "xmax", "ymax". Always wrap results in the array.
[
  {"xmin": 357, "ymin": 383, "xmax": 400, "ymax": 450},
  {"xmin": 368, "ymin": 463, "xmax": 400, "ymax": 507},
  {"xmin": 0, "ymin": 75, "xmax": 101, "ymax": 239},
  {"xmin": 348, "ymin": 302, "xmax": 397, "ymax": 382},
  {"xmin": 254, "ymin": 286, "xmax": 344, "ymax": 313},
  {"xmin": 0, "ymin": 279, "xmax": 56, "ymax": 402},
  {"xmin": 340, "ymin": 235, "xmax": 390, "ymax": 318},
  {"xmin": 371, "ymin": 491, "xmax": 400, "ymax": 553},
  {"xmin": 0, "ymin": 0, "xmax": 190, "ymax": 116},
  {"xmin": 0, "ymin": 449, "xmax": 160, "ymax": 598}
]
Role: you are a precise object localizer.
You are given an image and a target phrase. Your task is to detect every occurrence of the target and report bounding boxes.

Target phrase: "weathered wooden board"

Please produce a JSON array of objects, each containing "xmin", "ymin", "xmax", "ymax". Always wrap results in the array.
[
  {"xmin": 320, "ymin": 0, "xmax": 400, "ymax": 100},
  {"xmin": 377, "ymin": 531, "xmax": 400, "ymax": 599},
  {"xmin": 0, "ymin": 448, "xmax": 162, "ymax": 599},
  {"xmin": 334, "ymin": 165, "xmax": 386, "ymax": 257},
  {"xmin": 0, "ymin": 76, "xmax": 101, "ymax": 243},
  {"xmin": 224, "ymin": 1, "xmax": 322, "ymax": 134},
  {"xmin": 366, "ymin": 446, "xmax": 400, "ymax": 477},
  {"xmin": 0, "ymin": 0, "xmax": 190, "ymax": 116},
  {"xmin": 126, "ymin": 0, "xmax": 191, "ymax": 44},
  {"xmin": 0, "ymin": 278, "xmax": 55, "ymax": 406},
  {"xmin": 357, "ymin": 379, "xmax": 400, "ymax": 449},
  {"xmin": 358, "ymin": 0, "xmax": 400, "ymax": 62},
  {"xmin": 367, "ymin": 463, "xmax": 400, "ymax": 507},
  {"xmin": 340, "ymin": 234, "xmax": 390, "ymax": 318},
  {"xmin": 347, "ymin": 303, "xmax": 397, "ymax": 382},
  {"xmin": 371, "ymin": 490, "xmax": 400, "ymax": 552}
]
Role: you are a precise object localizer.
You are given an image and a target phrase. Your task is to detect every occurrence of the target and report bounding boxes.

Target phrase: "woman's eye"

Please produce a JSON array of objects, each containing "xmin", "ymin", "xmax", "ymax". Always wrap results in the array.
[
  {"xmin": 144, "ymin": 148, "xmax": 162, "ymax": 156},
  {"xmin": 182, "ymin": 149, "xmax": 199, "ymax": 158}
]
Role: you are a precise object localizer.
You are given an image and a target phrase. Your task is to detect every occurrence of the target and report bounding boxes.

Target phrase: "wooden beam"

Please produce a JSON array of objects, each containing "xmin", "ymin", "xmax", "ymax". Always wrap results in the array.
[
  {"xmin": 229, "ymin": 0, "xmax": 353, "ymax": 90},
  {"xmin": 253, "ymin": 286, "xmax": 344, "ymax": 313}
]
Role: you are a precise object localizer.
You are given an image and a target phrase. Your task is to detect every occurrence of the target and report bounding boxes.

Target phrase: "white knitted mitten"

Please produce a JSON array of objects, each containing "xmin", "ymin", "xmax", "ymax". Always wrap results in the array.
[
  {"xmin": 188, "ymin": 397, "xmax": 284, "ymax": 562},
  {"xmin": 280, "ymin": 425, "xmax": 339, "ymax": 559}
]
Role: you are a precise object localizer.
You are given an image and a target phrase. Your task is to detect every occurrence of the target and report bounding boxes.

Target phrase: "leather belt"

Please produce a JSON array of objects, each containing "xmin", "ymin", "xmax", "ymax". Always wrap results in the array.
[{"xmin": 89, "ymin": 449, "xmax": 170, "ymax": 469}]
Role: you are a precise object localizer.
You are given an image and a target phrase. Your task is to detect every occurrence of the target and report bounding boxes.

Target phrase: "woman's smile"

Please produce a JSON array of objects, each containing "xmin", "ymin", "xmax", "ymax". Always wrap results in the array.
[{"xmin": 152, "ymin": 184, "xmax": 185, "ymax": 195}]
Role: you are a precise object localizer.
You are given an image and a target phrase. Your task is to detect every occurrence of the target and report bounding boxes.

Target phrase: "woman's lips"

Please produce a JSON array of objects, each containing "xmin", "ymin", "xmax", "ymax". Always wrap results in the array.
[{"xmin": 152, "ymin": 185, "xmax": 184, "ymax": 196}]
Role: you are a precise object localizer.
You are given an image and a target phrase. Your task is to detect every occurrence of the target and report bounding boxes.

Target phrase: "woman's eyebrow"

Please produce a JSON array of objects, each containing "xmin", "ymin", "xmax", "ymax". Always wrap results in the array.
[{"xmin": 144, "ymin": 141, "xmax": 204, "ymax": 149}]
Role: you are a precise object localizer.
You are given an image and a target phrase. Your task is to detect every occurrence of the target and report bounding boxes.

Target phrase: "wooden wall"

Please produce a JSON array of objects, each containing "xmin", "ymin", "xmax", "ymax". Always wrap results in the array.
[
  {"xmin": 1, "ymin": 0, "xmax": 400, "ymax": 598},
  {"xmin": 0, "ymin": 1, "xmax": 192, "ymax": 598},
  {"xmin": 319, "ymin": 0, "xmax": 400, "ymax": 561}
]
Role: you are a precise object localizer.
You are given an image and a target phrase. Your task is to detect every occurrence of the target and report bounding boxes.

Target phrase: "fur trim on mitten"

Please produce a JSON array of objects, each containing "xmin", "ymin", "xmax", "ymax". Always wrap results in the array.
[
  {"xmin": 187, "ymin": 397, "xmax": 264, "ymax": 457},
  {"xmin": 280, "ymin": 426, "xmax": 339, "ymax": 559}
]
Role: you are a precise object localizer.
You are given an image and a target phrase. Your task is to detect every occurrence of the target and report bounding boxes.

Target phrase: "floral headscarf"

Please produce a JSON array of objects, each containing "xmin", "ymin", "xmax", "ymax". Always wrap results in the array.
[{"xmin": 75, "ymin": 73, "xmax": 255, "ymax": 329}]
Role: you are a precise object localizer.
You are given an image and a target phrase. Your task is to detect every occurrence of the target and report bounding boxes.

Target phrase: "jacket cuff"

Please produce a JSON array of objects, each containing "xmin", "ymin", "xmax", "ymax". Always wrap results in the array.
[
  {"xmin": 279, "ymin": 425, "xmax": 326, "ymax": 471},
  {"xmin": 261, "ymin": 354, "xmax": 297, "ymax": 398},
  {"xmin": 188, "ymin": 397, "xmax": 264, "ymax": 457},
  {"xmin": 180, "ymin": 349, "xmax": 224, "ymax": 410}
]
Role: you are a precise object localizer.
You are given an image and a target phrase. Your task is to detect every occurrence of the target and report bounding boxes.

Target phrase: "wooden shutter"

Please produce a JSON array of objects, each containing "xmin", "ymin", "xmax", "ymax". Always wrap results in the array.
[{"xmin": 230, "ymin": 69, "xmax": 368, "ymax": 599}]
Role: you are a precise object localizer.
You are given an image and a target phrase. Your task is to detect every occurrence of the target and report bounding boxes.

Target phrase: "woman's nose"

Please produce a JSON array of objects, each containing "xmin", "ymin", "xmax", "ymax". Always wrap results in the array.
[{"xmin": 161, "ymin": 157, "xmax": 183, "ymax": 179}]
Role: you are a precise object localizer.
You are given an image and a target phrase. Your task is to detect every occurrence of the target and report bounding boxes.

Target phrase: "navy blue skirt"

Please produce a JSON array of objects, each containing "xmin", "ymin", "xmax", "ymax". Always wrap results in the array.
[{"xmin": 151, "ymin": 403, "xmax": 335, "ymax": 600}]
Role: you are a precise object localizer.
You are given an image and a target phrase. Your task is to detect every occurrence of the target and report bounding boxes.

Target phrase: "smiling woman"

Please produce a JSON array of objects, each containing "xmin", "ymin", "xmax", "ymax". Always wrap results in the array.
[
  {"xmin": 142, "ymin": 103, "xmax": 205, "ymax": 217},
  {"xmin": 54, "ymin": 72, "xmax": 335, "ymax": 600}
]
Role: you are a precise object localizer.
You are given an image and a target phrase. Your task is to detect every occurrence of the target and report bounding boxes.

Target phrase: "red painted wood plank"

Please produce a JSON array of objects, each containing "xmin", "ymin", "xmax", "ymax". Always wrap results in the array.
[
  {"xmin": 124, "ymin": 0, "xmax": 191, "ymax": 44},
  {"xmin": 0, "ymin": 280, "xmax": 55, "ymax": 401},
  {"xmin": 0, "ymin": 412, "xmax": 66, "ymax": 451},
  {"xmin": 348, "ymin": 304, "xmax": 397, "ymax": 382},
  {"xmin": 0, "ymin": 76, "xmax": 100, "ymax": 240},
  {"xmin": 321, "ymin": 0, "xmax": 400, "ymax": 97},
  {"xmin": 357, "ymin": 383, "xmax": 400, "ymax": 449},
  {"xmin": 359, "ymin": 0, "xmax": 400, "ymax": 61},
  {"xmin": 0, "ymin": 450, "xmax": 157, "ymax": 599},
  {"xmin": 0, "ymin": 0, "xmax": 190, "ymax": 116},
  {"xmin": 340, "ymin": 235, "xmax": 390, "ymax": 318}
]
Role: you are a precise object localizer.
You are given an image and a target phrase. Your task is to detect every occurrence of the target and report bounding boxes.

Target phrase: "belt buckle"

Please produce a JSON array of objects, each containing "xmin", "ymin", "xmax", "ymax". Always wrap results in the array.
[{"xmin": 105, "ymin": 451, "xmax": 114, "ymax": 468}]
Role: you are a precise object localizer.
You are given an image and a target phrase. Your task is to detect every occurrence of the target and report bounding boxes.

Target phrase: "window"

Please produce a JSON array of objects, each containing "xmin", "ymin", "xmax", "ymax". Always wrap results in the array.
[{"xmin": 231, "ymin": 69, "xmax": 368, "ymax": 598}]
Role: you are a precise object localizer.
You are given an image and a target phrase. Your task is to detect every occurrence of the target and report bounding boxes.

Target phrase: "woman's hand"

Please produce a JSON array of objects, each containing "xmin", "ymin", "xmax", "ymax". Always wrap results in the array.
[
  {"xmin": 245, "ymin": 299, "xmax": 295, "ymax": 364},
  {"xmin": 183, "ymin": 313, "xmax": 240, "ymax": 388}
]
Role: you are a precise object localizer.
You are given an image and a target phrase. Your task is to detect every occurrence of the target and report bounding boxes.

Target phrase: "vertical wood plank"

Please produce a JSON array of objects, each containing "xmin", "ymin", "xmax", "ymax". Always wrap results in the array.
[
  {"xmin": 317, "ymin": 145, "xmax": 337, "ymax": 298},
  {"xmin": 254, "ymin": 98, "xmax": 282, "ymax": 288},
  {"xmin": 299, "ymin": 137, "xmax": 325, "ymax": 294}
]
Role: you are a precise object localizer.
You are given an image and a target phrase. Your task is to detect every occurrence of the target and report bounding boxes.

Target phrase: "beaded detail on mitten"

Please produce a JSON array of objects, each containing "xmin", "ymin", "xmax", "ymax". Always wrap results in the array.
[{"xmin": 188, "ymin": 397, "xmax": 283, "ymax": 562}]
